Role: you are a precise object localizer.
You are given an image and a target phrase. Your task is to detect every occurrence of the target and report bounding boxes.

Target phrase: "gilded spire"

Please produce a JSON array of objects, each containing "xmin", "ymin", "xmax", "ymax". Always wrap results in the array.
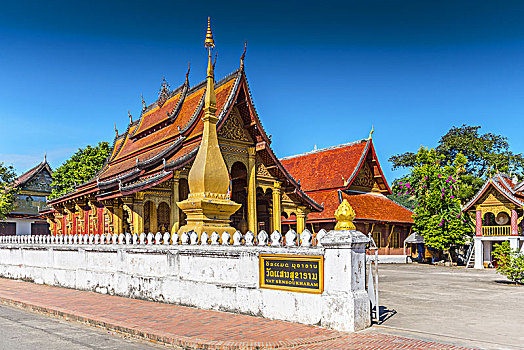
[
  {"xmin": 368, "ymin": 125, "xmax": 374, "ymax": 140},
  {"xmin": 205, "ymin": 17, "xmax": 215, "ymax": 49},
  {"xmin": 204, "ymin": 17, "xmax": 216, "ymax": 113}
]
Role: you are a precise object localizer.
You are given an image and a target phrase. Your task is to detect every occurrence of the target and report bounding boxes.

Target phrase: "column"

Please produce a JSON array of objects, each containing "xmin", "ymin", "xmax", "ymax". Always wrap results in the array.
[
  {"xmin": 272, "ymin": 182, "xmax": 282, "ymax": 233},
  {"xmin": 150, "ymin": 201, "xmax": 158, "ymax": 233},
  {"xmin": 511, "ymin": 209, "xmax": 518, "ymax": 236},
  {"xmin": 296, "ymin": 206, "xmax": 307, "ymax": 234},
  {"xmin": 475, "ymin": 209, "xmax": 482, "ymax": 236},
  {"xmin": 113, "ymin": 203, "xmax": 123, "ymax": 235},
  {"xmin": 247, "ymin": 147, "xmax": 257, "ymax": 235},
  {"xmin": 474, "ymin": 236, "xmax": 484, "ymax": 269},
  {"xmin": 133, "ymin": 201, "xmax": 144, "ymax": 234},
  {"xmin": 171, "ymin": 175, "xmax": 180, "ymax": 234}
]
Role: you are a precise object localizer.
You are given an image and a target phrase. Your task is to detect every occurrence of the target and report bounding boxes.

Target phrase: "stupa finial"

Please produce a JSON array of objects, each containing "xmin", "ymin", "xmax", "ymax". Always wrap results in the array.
[{"xmin": 205, "ymin": 17, "xmax": 215, "ymax": 49}]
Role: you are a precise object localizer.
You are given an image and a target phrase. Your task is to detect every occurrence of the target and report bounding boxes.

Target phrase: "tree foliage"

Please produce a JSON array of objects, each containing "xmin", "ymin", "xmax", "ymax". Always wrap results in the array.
[
  {"xmin": 0, "ymin": 163, "xmax": 18, "ymax": 220},
  {"xmin": 390, "ymin": 125, "xmax": 524, "ymax": 203},
  {"xmin": 393, "ymin": 148, "xmax": 471, "ymax": 252},
  {"xmin": 50, "ymin": 142, "xmax": 111, "ymax": 199},
  {"xmin": 492, "ymin": 241, "xmax": 524, "ymax": 284}
]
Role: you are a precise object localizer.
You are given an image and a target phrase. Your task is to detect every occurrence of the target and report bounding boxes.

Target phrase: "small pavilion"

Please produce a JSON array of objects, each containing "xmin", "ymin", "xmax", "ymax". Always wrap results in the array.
[{"xmin": 463, "ymin": 173, "xmax": 524, "ymax": 268}]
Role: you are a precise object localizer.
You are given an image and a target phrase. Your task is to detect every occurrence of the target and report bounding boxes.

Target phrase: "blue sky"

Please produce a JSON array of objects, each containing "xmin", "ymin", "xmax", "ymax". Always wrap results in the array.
[{"xmin": 0, "ymin": 1, "xmax": 523, "ymax": 183}]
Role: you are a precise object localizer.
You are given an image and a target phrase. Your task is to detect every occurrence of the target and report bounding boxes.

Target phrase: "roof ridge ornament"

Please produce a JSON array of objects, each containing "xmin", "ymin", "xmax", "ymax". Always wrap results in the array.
[
  {"xmin": 185, "ymin": 61, "xmax": 191, "ymax": 85},
  {"xmin": 114, "ymin": 123, "xmax": 118, "ymax": 137},
  {"xmin": 205, "ymin": 17, "xmax": 215, "ymax": 49},
  {"xmin": 240, "ymin": 40, "xmax": 247, "ymax": 67},
  {"xmin": 157, "ymin": 76, "xmax": 171, "ymax": 107},
  {"xmin": 128, "ymin": 110, "xmax": 132, "ymax": 123},
  {"xmin": 368, "ymin": 125, "xmax": 374, "ymax": 140},
  {"xmin": 141, "ymin": 94, "xmax": 146, "ymax": 110}
]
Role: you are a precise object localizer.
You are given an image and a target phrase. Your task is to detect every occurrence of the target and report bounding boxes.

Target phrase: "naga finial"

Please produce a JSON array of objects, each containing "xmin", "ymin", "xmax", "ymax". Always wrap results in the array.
[
  {"xmin": 185, "ymin": 61, "xmax": 191, "ymax": 84},
  {"xmin": 334, "ymin": 199, "xmax": 356, "ymax": 230},
  {"xmin": 240, "ymin": 40, "xmax": 247, "ymax": 67}
]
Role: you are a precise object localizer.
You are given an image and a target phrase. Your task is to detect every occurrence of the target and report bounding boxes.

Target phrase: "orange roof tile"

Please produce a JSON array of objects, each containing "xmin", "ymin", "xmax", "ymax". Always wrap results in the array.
[{"xmin": 304, "ymin": 190, "xmax": 413, "ymax": 224}]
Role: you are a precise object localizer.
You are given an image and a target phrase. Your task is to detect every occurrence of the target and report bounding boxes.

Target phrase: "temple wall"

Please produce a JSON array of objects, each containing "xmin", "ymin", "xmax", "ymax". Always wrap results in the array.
[{"xmin": 0, "ymin": 230, "xmax": 370, "ymax": 332}]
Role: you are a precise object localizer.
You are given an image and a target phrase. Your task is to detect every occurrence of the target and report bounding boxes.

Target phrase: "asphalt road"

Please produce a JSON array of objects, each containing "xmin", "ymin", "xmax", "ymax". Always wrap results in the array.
[
  {"xmin": 0, "ymin": 304, "xmax": 164, "ymax": 350},
  {"xmin": 378, "ymin": 264, "xmax": 524, "ymax": 350}
]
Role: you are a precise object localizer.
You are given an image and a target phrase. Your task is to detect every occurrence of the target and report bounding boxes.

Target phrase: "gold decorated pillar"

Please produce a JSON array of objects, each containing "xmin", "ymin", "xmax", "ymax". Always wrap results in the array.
[
  {"xmin": 176, "ymin": 18, "xmax": 241, "ymax": 237},
  {"xmin": 247, "ymin": 147, "xmax": 257, "ymax": 234},
  {"xmin": 296, "ymin": 206, "xmax": 307, "ymax": 234},
  {"xmin": 171, "ymin": 174, "xmax": 180, "ymax": 234},
  {"xmin": 272, "ymin": 181, "xmax": 282, "ymax": 233},
  {"xmin": 149, "ymin": 201, "xmax": 157, "ymax": 233},
  {"xmin": 133, "ymin": 197, "xmax": 144, "ymax": 234},
  {"xmin": 113, "ymin": 202, "xmax": 123, "ymax": 235}
]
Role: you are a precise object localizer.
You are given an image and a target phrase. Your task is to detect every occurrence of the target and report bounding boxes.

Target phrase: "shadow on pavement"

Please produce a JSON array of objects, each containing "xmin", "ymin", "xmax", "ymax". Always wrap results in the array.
[{"xmin": 374, "ymin": 305, "xmax": 397, "ymax": 325}]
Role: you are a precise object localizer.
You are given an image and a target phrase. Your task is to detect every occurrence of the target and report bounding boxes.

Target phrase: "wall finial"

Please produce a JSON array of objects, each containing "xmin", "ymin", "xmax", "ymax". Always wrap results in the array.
[
  {"xmin": 240, "ymin": 40, "xmax": 247, "ymax": 67},
  {"xmin": 368, "ymin": 125, "xmax": 374, "ymax": 140},
  {"xmin": 334, "ymin": 199, "xmax": 356, "ymax": 230}
]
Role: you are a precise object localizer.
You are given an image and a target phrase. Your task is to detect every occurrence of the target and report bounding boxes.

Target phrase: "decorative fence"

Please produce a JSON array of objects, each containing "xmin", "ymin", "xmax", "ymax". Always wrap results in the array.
[{"xmin": 0, "ymin": 229, "xmax": 327, "ymax": 247}]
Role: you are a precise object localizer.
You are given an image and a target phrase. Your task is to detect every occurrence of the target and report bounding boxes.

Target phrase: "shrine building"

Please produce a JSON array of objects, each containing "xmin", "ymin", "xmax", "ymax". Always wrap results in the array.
[
  {"xmin": 46, "ymin": 20, "xmax": 322, "ymax": 237},
  {"xmin": 463, "ymin": 173, "xmax": 524, "ymax": 268},
  {"xmin": 0, "ymin": 157, "xmax": 53, "ymax": 236},
  {"xmin": 280, "ymin": 136, "xmax": 414, "ymax": 256}
]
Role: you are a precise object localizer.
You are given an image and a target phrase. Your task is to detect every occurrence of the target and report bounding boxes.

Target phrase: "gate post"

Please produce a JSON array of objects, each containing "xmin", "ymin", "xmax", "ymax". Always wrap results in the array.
[{"xmin": 320, "ymin": 229, "xmax": 370, "ymax": 331}]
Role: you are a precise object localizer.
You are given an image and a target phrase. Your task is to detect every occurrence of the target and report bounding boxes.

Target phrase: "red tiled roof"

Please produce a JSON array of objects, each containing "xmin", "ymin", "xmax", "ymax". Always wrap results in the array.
[
  {"xmin": 303, "ymin": 190, "xmax": 413, "ymax": 224},
  {"xmin": 280, "ymin": 140, "xmax": 368, "ymax": 192}
]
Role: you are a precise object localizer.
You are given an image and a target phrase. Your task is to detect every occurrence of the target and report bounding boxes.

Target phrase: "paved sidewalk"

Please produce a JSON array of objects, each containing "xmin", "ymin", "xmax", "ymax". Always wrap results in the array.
[{"xmin": 0, "ymin": 278, "xmax": 473, "ymax": 349}]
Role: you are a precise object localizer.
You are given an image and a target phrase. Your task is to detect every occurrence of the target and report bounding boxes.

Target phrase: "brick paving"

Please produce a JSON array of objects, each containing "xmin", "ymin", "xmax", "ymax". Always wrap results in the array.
[{"xmin": 0, "ymin": 278, "xmax": 474, "ymax": 349}]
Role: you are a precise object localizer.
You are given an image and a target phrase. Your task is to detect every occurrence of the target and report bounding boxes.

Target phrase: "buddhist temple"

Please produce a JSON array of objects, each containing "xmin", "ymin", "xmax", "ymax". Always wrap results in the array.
[
  {"xmin": 46, "ymin": 20, "xmax": 322, "ymax": 238},
  {"xmin": 280, "ymin": 137, "xmax": 414, "ymax": 256},
  {"xmin": 0, "ymin": 157, "xmax": 53, "ymax": 235},
  {"xmin": 462, "ymin": 173, "xmax": 524, "ymax": 268}
]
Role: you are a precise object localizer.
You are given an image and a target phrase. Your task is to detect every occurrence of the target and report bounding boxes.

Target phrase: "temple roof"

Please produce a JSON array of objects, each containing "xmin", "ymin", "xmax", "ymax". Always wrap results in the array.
[
  {"xmin": 282, "ymin": 190, "xmax": 413, "ymax": 224},
  {"xmin": 48, "ymin": 66, "xmax": 321, "ymax": 212},
  {"xmin": 280, "ymin": 138, "xmax": 391, "ymax": 194},
  {"xmin": 280, "ymin": 138, "xmax": 413, "ymax": 225},
  {"xmin": 463, "ymin": 173, "xmax": 524, "ymax": 211},
  {"xmin": 14, "ymin": 158, "xmax": 53, "ymax": 190}
]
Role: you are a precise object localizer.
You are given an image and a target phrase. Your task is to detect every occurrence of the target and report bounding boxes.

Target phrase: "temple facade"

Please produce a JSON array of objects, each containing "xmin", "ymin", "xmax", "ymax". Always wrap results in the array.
[
  {"xmin": 46, "ymin": 23, "xmax": 321, "ymax": 237},
  {"xmin": 280, "ymin": 137, "xmax": 414, "ymax": 255},
  {"xmin": 463, "ymin": 173, "xmax": 524, "ymax": 268},
  {"xmin": 0, "ymin": 158, "xmax": 53, "ymax": 235}
]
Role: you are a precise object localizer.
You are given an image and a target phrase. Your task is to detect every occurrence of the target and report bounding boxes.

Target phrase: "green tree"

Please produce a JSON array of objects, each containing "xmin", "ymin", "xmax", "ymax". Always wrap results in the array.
[
  {"xmin": 390, "ymin": 125, "xmax": 524, "ymax": 203},
  {"xmin": 393, "ymin": 148, "xmax": 471, "ymax": 259},
  {"xmin": 0, "ymin": 163, "xmax": 19, "ymax": 220},
  {"xmin": 492, "ymin": 241, "xmax": 524, "ymax": 284},
  {"xmin": 50, "ymin": 142, "xmax": 111, "ymax": 199}
]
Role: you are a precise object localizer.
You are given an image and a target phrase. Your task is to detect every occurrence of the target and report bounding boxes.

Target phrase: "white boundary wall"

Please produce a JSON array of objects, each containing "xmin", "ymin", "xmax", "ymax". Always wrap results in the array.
[{"xmin": 0, "ymin": 229, "xmax": 370, "ymax": 332}]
